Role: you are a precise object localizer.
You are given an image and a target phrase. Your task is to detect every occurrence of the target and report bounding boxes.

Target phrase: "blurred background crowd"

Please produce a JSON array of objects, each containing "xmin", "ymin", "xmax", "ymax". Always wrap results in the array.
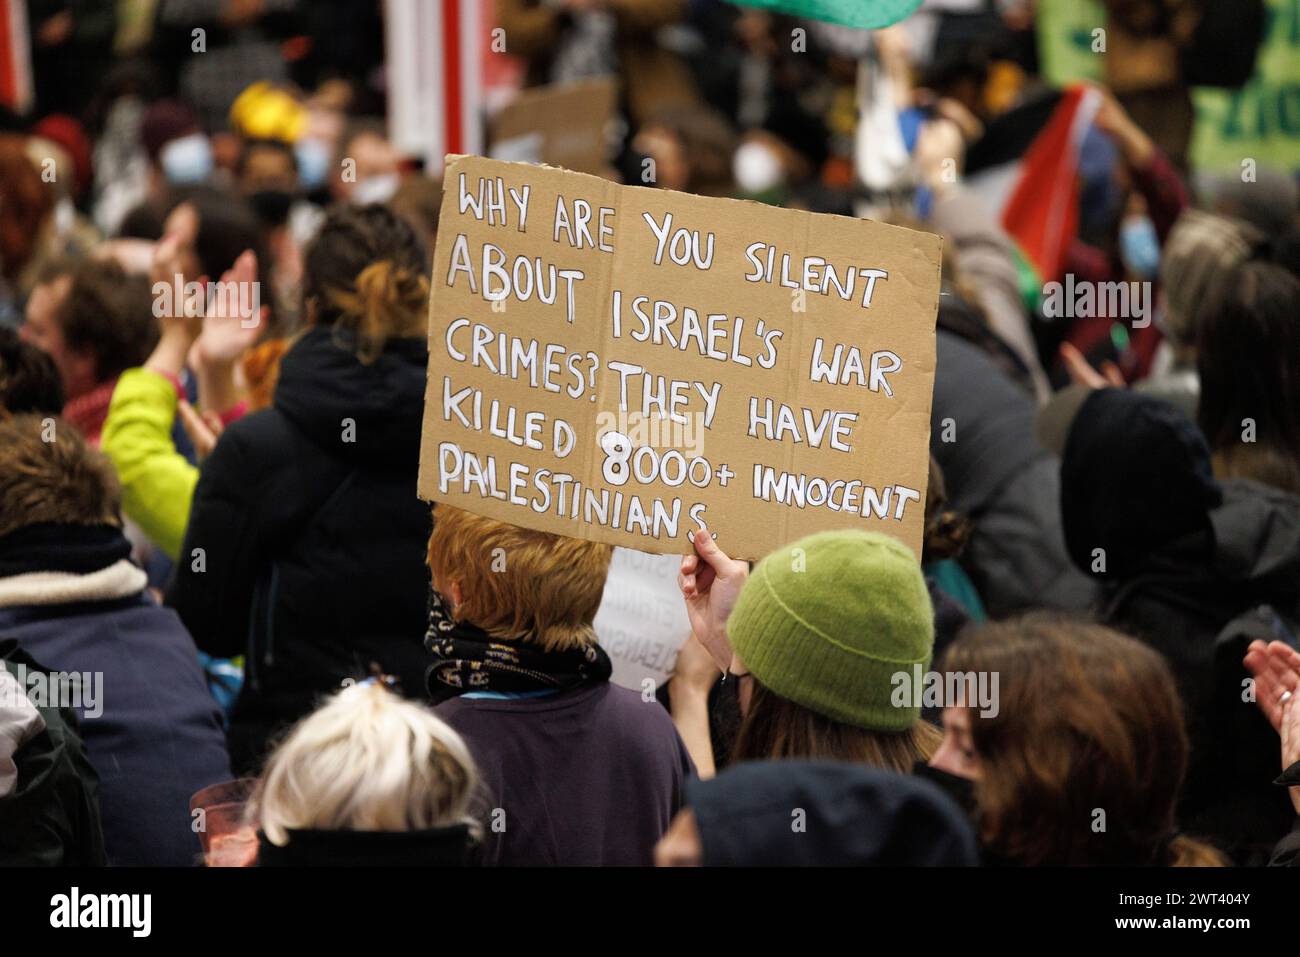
[
  {"xmin": 0, "ymin": 0, "xmax": 1299, "ymax": 871},
  {"xmin": 0, "ymin": 0, "xmax": 1296, "ymax": 394}
]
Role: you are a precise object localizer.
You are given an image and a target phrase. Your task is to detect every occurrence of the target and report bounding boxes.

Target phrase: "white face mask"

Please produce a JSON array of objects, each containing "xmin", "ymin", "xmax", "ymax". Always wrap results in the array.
[
  {"xmin": 54, "ymin": 197, "xmax": 76, "ymax": 237},
  {"xmin": 351, "ymin": 172, "xmax": 399, "ymax": 206},
  {"xmin": 160, "ymin": 132, "xmax": 213, "ymax": 185},
  {"xmin": 733, "ymin": 140, "xmax": 784, "ymax": 196}
]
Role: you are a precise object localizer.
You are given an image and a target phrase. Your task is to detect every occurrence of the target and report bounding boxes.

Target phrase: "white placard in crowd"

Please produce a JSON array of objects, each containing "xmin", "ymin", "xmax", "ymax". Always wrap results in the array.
[{"xmin": 594, "ymin": 548, "xmax": 692, "ymax": 691}]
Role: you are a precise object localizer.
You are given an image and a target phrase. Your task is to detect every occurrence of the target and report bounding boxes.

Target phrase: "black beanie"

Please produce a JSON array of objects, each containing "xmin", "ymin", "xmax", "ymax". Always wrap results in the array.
[
  {"xmin": 1060, "ymin": 388, "xmax": 1222, "ymax": 581},
  {"xmin": 686, "ymin": 760, "xmax": 979, "ymax": 866}
]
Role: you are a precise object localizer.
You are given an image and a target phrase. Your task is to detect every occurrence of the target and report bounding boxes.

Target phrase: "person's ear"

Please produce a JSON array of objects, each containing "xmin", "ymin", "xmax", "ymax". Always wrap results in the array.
[{"xmin": 449, "ymin": 580, "xmax": 465, "ymax": 613}]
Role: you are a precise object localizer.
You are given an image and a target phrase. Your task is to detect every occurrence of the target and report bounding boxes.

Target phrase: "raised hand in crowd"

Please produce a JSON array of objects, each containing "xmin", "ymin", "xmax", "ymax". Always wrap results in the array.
[
  {"xmin": 1091, "ymin": 83, "xmax": 1156, "ymax": 170},
  {"xmin": 190, "ymin": 249, "xmax": 265, "ymax": 416},
  {"xmin": 144, "ymin": 230, "xmax": 205, "ymax": 380},
  {"xmin": 1059, "ymin": 340, "xmax": 1126, "ymax": 390},
  {"xmin": 1244, "ymin": 639, "xmax": 1300, "ymax": 813}
]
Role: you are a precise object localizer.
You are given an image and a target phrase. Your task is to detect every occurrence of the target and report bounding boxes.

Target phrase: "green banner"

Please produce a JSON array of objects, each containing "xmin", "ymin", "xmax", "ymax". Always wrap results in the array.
[
  {"xmin": 1036, "ymin": 0, "xmax": 1105, "ymax": 87},
  {"xmin": 730, "ymin": 0, "xmax": 924, "ymax": 30},
  {"xmin": 1191, "ymin": 0, "xmax": 1300, "ymax": 174},
  {"xmin": 1037, "ymin": 0, "xmax": 1300, "ymax": 174}
]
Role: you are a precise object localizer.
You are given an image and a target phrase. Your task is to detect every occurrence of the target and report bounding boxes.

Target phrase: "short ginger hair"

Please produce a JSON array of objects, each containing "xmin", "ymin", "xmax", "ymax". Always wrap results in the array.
[
  {"xmin": 0, "ymin": 415, "xmax": 121, "ymax": 537},
  {"xmin": 426, "ymin": 505, "xmax": 613, "ymax": 652}
]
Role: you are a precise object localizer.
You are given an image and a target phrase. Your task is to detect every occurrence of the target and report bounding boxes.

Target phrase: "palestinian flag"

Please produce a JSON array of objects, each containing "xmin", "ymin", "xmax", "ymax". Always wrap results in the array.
[
  {"xmin": 0, "ymin": 0, "xmax": 32, "ymax": 115},
  {"xmin": 964, "ymin": 84, "xmax": 1166, "ymax": 379},
  {"xmin": 964, "ymin": 84, "xmax": 1110, "ymax": 297},
  {"xmin": 999, "ymin": 84, "xmax": 1103, "ymax": 284},
  {"xmin": 730, "ymin": 0, "xmax": 924, "ymax": 30}
]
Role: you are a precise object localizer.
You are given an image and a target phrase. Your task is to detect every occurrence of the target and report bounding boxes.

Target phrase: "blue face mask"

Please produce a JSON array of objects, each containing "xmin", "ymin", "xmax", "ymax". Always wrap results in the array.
[
  {"xmin": 294, "ymin": 137, "xmax": 331, "ymax": 191},
  {"xmin": 1120, "ymin": 216, "xmax": 1160, "ymax": 280},
  {"xmin": 160, "ymin": 132, "xmax": 213, "ymax": 185}
]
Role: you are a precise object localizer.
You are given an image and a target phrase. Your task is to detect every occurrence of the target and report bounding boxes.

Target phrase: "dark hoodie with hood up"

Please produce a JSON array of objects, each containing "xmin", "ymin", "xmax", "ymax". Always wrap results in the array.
[
  {"xmin": 169, "ymin": 328, "xmax": 434, "ymax": 773},
  {"xmin": 686, "ymin": 760, "xmax": 979, "ymax": 866},
  {"xmin": 1060, "ymin": 389, "xmax": 1300, "ymax": 863}
]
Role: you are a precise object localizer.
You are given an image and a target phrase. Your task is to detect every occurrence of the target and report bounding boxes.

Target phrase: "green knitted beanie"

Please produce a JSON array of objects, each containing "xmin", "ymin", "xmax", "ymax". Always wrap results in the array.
[{"xmin": 727, "ymin": 529, "xmax": 934, "ymax": 731}]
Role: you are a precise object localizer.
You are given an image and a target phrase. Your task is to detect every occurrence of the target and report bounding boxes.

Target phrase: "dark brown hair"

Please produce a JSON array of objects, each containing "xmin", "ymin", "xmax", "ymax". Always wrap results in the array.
[
  {"xmin": 731, "ymin": 680, "xmax": 941, "ymax": 772},
  {"xmin": 167, "ymin": 186, "xmax": 269, "ymax": 281},
  {"xmin": 49, "ymin": 259, "xmax": 158, "ymax": 383},
  {"xmin": 0, "ymin": 327, "xmax": 64, "ymax": 416},
  {"xmin": 1197, "ymin": 261, "xmax": 1300, "ymax": 495},
  {"xmin": 942, "ymin": 614, "xmax": 1225, "ymax": 866},
  {"xmin": 0, "ymin": 415, "xmax": 121, "ymax": 537},
  {"xmin": 302, "ymin": 204, "xmax": 429, "ymax": 363},
  {"xmin": 923, "ymin": 454, "xmax": 971, "ymax": 563}
]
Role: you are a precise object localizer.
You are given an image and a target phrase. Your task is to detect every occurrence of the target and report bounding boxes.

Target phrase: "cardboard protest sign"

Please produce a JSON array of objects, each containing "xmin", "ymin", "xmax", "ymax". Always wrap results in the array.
[
  {"xmin": 489, "ymin": 78, "xmax": 617, "ymax": 176},
  {"xmin": 594, "ymin": 549, "xmax": 692, "ymax": 691},
  {"xmin": 418, "ymin": 154, "xmax": 942, "ymax": 561}
]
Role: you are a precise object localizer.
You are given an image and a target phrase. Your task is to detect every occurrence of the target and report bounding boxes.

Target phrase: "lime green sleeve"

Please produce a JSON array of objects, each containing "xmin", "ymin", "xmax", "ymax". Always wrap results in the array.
[{"xmin": 101, "ymin": 368, "xmax": 199, "ymax": 562}]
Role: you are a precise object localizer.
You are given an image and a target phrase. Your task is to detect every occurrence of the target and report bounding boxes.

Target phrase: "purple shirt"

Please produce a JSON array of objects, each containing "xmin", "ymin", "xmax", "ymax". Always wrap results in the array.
[{"xmin": 436, "ymin": 682, "xmax": 694, "ymax": 866}]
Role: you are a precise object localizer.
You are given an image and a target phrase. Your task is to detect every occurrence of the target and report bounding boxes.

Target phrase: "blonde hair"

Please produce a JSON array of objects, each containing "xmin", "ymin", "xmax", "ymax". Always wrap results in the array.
[
  {"xmin": 326, "ymin": 260, "xmax": 428, "ymax": 364},
  {"xmin": 250, "ymin": 682, "xmax": 481, "ymax": 846},
  {"xmin": 426, "ymin": 505, "xmax": 613, "ymax": 652}
]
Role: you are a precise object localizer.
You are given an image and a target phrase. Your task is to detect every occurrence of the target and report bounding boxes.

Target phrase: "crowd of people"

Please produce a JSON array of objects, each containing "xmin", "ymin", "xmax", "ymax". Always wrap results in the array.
[{"xmin": 0, "ymin": 0, "xmax": 1298, "ymax": 869}]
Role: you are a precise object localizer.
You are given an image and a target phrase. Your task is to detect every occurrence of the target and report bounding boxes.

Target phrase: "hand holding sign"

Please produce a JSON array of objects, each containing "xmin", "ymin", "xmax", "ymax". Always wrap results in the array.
[{"xmin": 678, "ymin": 530, "xmax": 748, "ymax": 672}]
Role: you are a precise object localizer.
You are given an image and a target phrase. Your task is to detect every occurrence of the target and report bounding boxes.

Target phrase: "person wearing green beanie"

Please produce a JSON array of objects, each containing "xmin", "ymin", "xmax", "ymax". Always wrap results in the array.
[{"xmin": 677, "ymin": 527, "xmax": 940, "ymax": 775}]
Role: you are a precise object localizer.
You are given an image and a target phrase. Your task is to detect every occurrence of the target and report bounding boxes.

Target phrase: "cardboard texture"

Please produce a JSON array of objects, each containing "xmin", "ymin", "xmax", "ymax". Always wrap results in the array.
[
  {"xmin": 418, "ymin": 155, "xmax": 942, "ymax": 561},
  {"xmin": 489, "ymin": 78, "xmax": 617, "ymax": 176}
]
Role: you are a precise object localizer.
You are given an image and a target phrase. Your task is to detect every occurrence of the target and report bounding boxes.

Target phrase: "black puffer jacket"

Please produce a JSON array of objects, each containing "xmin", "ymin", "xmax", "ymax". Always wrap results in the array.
[
  {"xmin": 169, "ymin": 328, "xmax": 433, "ymax": 773},
  {"xmin": 1061, "ymin": 389, "xmax": 1300, "ymax": 864},
  {"xmin": 930, "ymin": 331, "xmax": 1097, "ymax": 616}
]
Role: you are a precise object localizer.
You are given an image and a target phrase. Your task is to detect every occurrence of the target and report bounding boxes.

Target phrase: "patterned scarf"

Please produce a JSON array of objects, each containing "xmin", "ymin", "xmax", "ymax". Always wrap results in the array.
[{"xmin": 423, "ymin": 587, "xmax": 611, "ymax": 703}]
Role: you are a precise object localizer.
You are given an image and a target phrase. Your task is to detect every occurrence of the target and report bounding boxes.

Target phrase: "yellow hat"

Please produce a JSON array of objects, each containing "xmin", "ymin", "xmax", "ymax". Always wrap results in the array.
[{"xmin": 230, "ymin": 82, "xmax": 307, "ymax": 142}]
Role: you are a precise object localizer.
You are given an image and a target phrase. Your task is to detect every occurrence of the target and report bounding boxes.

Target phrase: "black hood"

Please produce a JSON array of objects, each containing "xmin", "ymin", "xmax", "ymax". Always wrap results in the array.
[
  {"xmin": 1061, "ymin": 389, "xmax": 1222, "ymax": 581},
  {"xmin": 274, "ymin": 326, "xmax": 429, "ymax": 467},
  {"xmin": 255, "ymin": 824, "xmax": 474, "ymax": 867},
  {"xmin": 687, "ymin": 760, "xmax": 978, "ymax": 866},
  {"xmin": 1209, "ymin": 478, "xmax": 1300, "ymax": 602}
]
